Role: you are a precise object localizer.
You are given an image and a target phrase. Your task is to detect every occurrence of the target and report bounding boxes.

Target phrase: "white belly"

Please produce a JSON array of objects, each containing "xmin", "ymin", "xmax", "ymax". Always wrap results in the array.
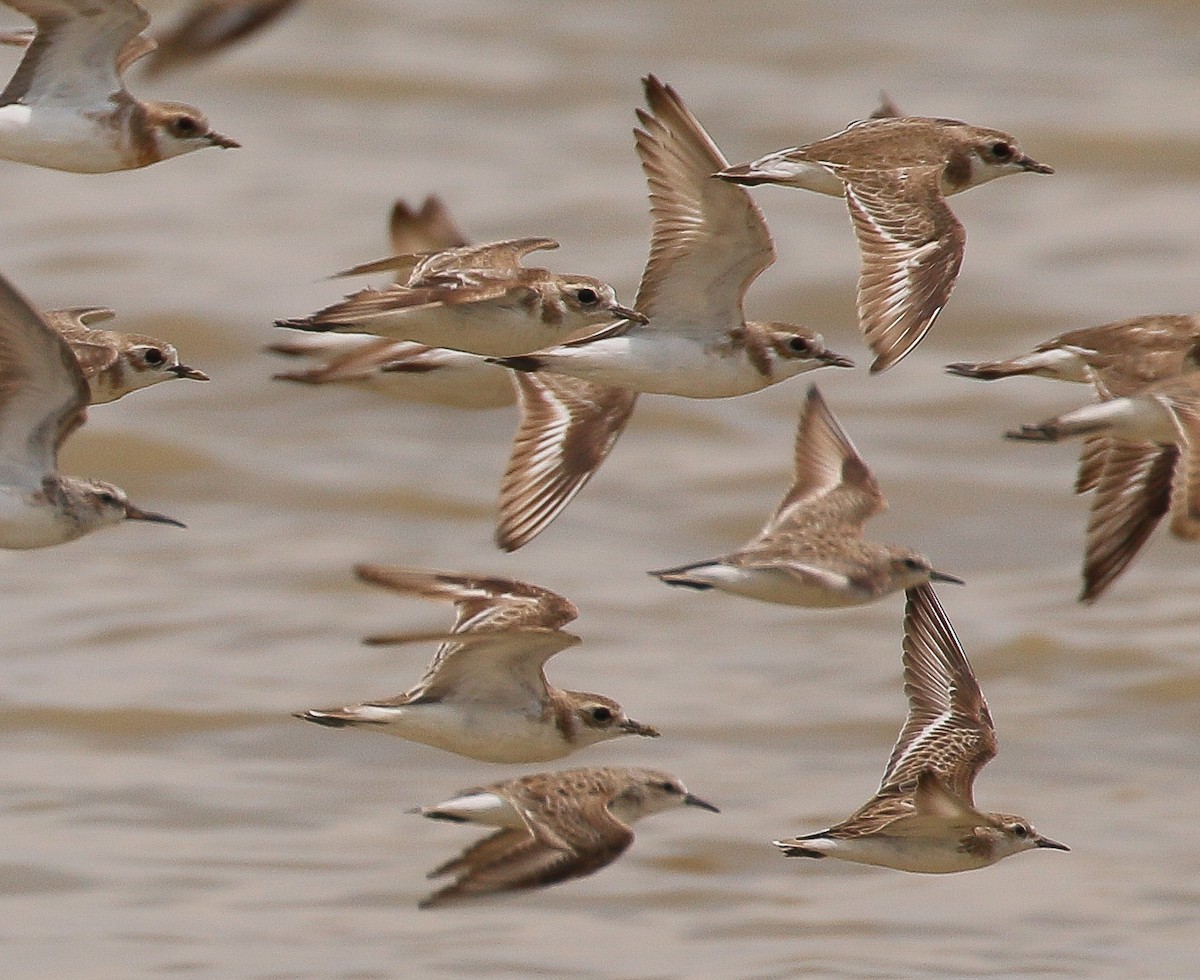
[
  {"xmin": 686, "ymin": 563, "xmax": 869, "ymax": 607},
  {"xmin": 536, "ymin": 335, "xmax": 774, "ymax": 398},
  {"xmin": 342, "ymin": 303, "xmax": 581, "ymax": 358},
  {"xmin": 808, "ymin": 834, "xmax": 992, "ymax": 874},
  {"xmin": 358, "ymin": 702, "xmax": 574, "ymax": 763},
  {"xmin": 0, "ymin": 488, "xmax": 79, "ymax": 549},
  {"xmin": 0, "ymin": 104, "xmax": 129, "ymax": 173}
]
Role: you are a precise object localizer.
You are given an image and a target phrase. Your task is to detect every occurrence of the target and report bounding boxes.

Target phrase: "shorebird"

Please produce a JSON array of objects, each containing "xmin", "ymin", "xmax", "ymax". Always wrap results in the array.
[
  {"xmin": 491, "ymin": 75, "xmax": 852, "ymax": 551},
  {"xmin": 294, "ymin": 565, "xmax": 659, "ymax": 763},
  {"xmin": 951, "ymin": 314, "xmax": 1200, "ymax": 602},
  {"xmin": 774, "ymin": 584, "xmax": 1067, "ymax": 872},
  {"xmin": 269, "ymin": 195, "xmax": 514, "ymax": 407},
  {"xmin": 274, "ymin": 237, "xmax": 645, "ymax": 358},
  {"xmin": 46, "ymin": 306, "xmax": 208, "ymax": 404},
  {"xmin": 650, "ymin": 386, "xmax": 960, "ymax": 607},
  {"xmin": 1007, "ymin": 369, "xmax": 1200, "ymax": 549},
  {"xmin": 0, "ymin": 0, "xmax": 238, "ymax": 172},
  {"xmin": 0, "ymin": 268, "xmax": 184, "ymax": 548},
  {"xmin": 415, "ymin": 766, "xmax": 718, "ymax": 907},
  {"xmin": 947, "ymin": 314, "xmax": 1200, "ymax": 391},
  {"xmin": 139, "ymin": 0, "xmax": 301, "ymax": 78},
  {"xmin": 717, "ymin": 113, "xmax": 1052, "ymax": 373}
]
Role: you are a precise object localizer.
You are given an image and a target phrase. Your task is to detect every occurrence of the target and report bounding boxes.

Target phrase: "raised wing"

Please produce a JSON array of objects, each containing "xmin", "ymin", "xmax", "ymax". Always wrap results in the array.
[
  {"xmin": 633, "ymin": 75, "xmax": 773, "ymax": 337},
  {"xmin": 1, "ymin": 0, "xmax": 147, "ymax": 107},
  {"xmin": 0, "ymin": 268, "xmax": 89, "ymax": 485},
  {"xmin": 880, "ymin": 584, "xmax": 996, "ymax": 802},
  {"xmin": 354, "ymin": 563, "xmax": 579, "ymax": 635},
  {"xmin": 755, "ymin": 385, "xmax": 885, "ymax": 544}
]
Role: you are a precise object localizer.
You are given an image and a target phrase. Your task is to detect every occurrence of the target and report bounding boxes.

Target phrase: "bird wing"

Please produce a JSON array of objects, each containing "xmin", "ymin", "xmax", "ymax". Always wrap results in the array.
[
  {"xmin": 880, "ymin": 584, "xmax": 996, "ymax": 803},
  {"xmin": 1080, "ymin": 442, "xmax": 1175, "ymax": 602},
  {"xmin": 0, "ymin": 269, "xmax": 89, "ymax": 485},
  {"xmin": 632, "ymin": 75, "xmax": 773, "ymax": 339},
  {"xmin": 841, "ymin": 165, "xmax": 965, "ymax": 373},
  {"xmin": 1, "ymin": 0, "xmax": 147, "ymax": 107},
  {"xmin": 496, "ymin": 371, "xmax": 637, "ymax": 551}
]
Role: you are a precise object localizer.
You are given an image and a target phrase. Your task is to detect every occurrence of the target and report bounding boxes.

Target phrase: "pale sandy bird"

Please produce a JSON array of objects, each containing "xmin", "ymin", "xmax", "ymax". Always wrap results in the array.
[
  {"xmin": 274, "ymin": 237, "xmax": 645, "ymax": 358},
  {"xmin": 491, "ymin": 75, "xmax": 852, "ymax": 551},
  {"xmin": 415, "ymin": 766, "xmax": 718, "ymax": 908},
  {"xmin": 294, "ymin": 565, "xmax": 659, "ymax": 763},
  {"xmin": 46, "ymin": 306, "xmax": 208, "ymax": 404},
  {"xmin": 947, "ymin": 314, "xmax": 1200, "ymax": 390},
  {"xmin": 650, "ymin": 386, "xmax": 960, "ymax": 607},
  {"xmin": 775, "ymin": 584, "xmax": 1067, "ymax": 872},
  {"xmin": 0, "ymin": 0, "xmax": 238, "ymax": 172},
  {"xmin": 139, "ymin": 0, "xmax": 301, "ymax": 78},
  {"xmin": 269, "ymin": 195, "xmax": 514, "ymax": 407},
  {"xmin": 0, "ymin": 268, "xmax": 184, "ymax": 548},
  {"xmin": 718, "ymin": 114, "xmax": 1052, "ymax": 373},
  {"xmin": 1007, "ymin": 370, "xmax": 1200, "ymax": 566},
  {"xmin": 950, "ymin": 313, "xmax": 1200, "ymax": 602}
]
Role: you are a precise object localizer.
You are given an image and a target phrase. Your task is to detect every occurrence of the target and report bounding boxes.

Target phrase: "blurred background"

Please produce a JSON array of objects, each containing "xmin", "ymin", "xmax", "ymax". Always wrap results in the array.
[{"xmin": 1, "ymin": 0, "xmax": 1198, "ymax": 975}]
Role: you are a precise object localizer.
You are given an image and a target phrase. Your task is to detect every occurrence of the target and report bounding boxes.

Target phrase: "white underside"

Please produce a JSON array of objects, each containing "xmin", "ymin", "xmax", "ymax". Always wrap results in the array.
[
  {"xmin": 336, "ymin": 303, "xmax": 603, "ymax": 358},
  {"xmin": 797, "ymin": 833, "xmax": 994, "ymax": 873},
  {"xmin": 1055, "ymin": 396, "xmax": 1178, "ymax": 443},
  {"xmin": 426, "ymin": 791, "xmax": 525, "ymax": 829},
  {"xmin": 677, "ymin": 563, "xmax": 871, "ymax": 607},
  {"xmin": 339, "ymin": 702, "xmax": 579, "ymax": 763},
  {"xmin": 741, "ymin": 155, "xmax": 847, "ymax": 196},
  {"xmin": 0, "ymin": 487, "xmax": 81, "ymax": 549},
  {"xmin": 531, "ymin": 334, "xmax": 785, "ymax": 398},
  {"xmin": 0, "ymin": 104, "xmax": 129, "ymax": 173}
]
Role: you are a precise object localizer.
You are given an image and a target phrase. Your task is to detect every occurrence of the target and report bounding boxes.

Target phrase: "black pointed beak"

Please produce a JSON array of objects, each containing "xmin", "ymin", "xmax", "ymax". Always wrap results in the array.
[
  {"xmin": 171, "ymin": 364, "xmax": 210, "ymax": 381},
  {"xmin": 612, "ymin": 305, "xmax": 648, "ymax": 324},
  {"xmin": 1035, "ymin": 835, "xmax": 1070, "ymax": 851},
  {"xmin": 930, "ymin": 570, "xmax": 965, "ymax": 585},
  {"xmin": 124, "ymin": 504, "xmax": 186, "ymax": 528},
  {"xmin": 620, "ymin": 719, "xmax": 660, "ymax": 738},
  {"xmin": 820, "ymin": 350, "xmax": 856, "ymax": 368},
  {"xmin": 683, "ymin": 793, "xmax": 720, "ymax": 814}
]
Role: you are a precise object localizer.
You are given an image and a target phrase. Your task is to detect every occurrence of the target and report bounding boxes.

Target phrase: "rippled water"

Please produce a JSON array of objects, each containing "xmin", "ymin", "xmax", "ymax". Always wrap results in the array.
[{"xmin": 2, "ymin": 0, "xmax": 1200, "ymax": 976}]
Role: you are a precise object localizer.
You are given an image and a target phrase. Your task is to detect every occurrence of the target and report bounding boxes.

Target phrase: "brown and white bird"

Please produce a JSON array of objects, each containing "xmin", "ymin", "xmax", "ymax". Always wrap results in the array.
[
  {"xmin": 1007, "ymin": 369, "xmax": 1200, "ymax": 567},
  {"xmin": 951, "ymin": 313, "xmax": 1200, "ymax": 602},
  {"xmin": 269, "ymin": 195, "xmax": 515, "ymax": 407},
  {"xmin": 718, "ymin": 114, "xmax": 1052, "ymax": 372},
  {"xmin": 491, "ymin": 75, "xmax": 852, "ymax": 551},
  {"xmin": 47, "ymin": 306, "xmax": 208, "ymax": 404},
  {"xmin": 0, "ymin": 0, "xmax": 238, "ymax": 172},
  {"xmin": 275, "ymin": 237, "xmax": 645, "ymax": 358},
  {"xmin": 774, "ymin": 584, "xmax": 1067, "ymax": 872},
  {"xmin": 294, "ymin": 565, "xmax": 659, "ymax": 763},
  {"xmin": 0, "ymin": 268, "xmax": 185, "ymax": 548},
  {"xmin": 415, "ymin": 766, "xmax": 718, "ymax": 908},
  {"xmin": 650, "ymin": 386, "xmax": 960, "ymax": 607}
]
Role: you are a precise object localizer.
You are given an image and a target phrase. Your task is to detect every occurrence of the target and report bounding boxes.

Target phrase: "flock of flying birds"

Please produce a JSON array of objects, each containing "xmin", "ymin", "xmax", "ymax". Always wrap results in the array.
[{"xmin": 3, "ymin": 0, "xmax": 1197, "ymax": 909}]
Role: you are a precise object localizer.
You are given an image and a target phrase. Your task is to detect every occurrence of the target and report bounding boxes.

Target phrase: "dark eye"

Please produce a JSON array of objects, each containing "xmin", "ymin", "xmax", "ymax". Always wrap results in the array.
[
  {"xmin": 787, "ymin": 337, "xmax": 813, "ymax": 354},
  {"xmin": 903, "ymin": 557, "xmax": 924, "ymax": 571},
  {"xmin": 171, "ymin": 116, "xmax": 199, "ymax": 137},
  {"xmin": 98, "ymin": 491, "xmax": 119, "ymax": 505},
  {"xmin": 990, "ymin": 141, "xmax": 1013, "ymax": 161},
  {"xmin": 1012, "ymin": 823, "xmax": 1029, "ymax": 838},
  {"xmin": 658, "ymin": 781, "xmax": 680, "ymax": 794},
  {"xmin": 575, "ymin": 288, "xmax": 598, "ymax": 304},
  {"xmin": 143, "ymin": 348, "xmax": 165, "ymax": 366},
  {"xmin": 589, "ymin": 706, "xmax": 613, "ymax": 722}
]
